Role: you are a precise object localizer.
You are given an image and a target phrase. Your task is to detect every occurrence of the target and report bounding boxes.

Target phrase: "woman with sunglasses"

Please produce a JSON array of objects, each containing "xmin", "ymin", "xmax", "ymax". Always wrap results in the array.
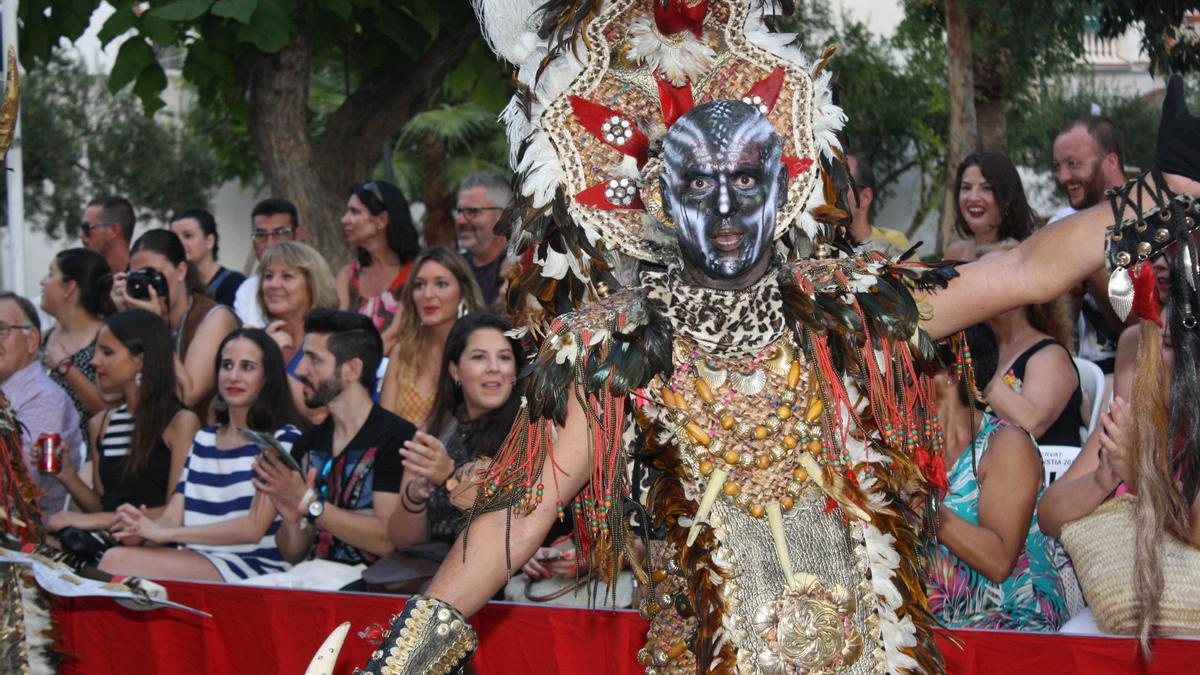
[
  {"xmin": 39, "ymin": 248, "xmax": 117, "ymax": 428},
  {"xmin": 45, "ymin": 310, "xmax": 199, "ymax": 536},
  {"xmin": 336, "ymin": 180, "xmax": 421, "ymax": 354},
  {"xmin": 112, "ymin": 230, "xmax": 240, "ymax": 416},
  {"xmin": 98, "ymin": 329, "xmax": 308, "ymax": 581}
]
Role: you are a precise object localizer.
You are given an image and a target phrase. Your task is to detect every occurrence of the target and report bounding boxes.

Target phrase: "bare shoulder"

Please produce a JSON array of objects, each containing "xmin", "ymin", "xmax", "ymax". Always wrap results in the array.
[{"xmin": 944, "ymin": 239, "xmax": 971, "ymax": 261}]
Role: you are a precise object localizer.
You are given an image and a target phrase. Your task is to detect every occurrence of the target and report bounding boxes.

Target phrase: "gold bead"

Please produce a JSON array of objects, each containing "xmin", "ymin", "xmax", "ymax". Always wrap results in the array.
[
  {"xmin": 734, "ymin": 421, "xmax": 754, "ymax": 439},
  {"xmin": 776, "ymin": 405, "xmax": 792, "ymax": 420},
  {"xmin": 699, "ymin": 460, "xmax": 714, "ymax": 476},
  {"xmin": 695, "ymin": 378, "xmax": 715, "ymax": 404},
  {"xmin": 721, "ymin": 415, "xmax": 736, "ymax": 430},
  {"xmin": 806, "ymin": 439, "xmax": 822, "ymax": 454},
  {"xmin": 779, "ymin": 495, "xmax": 795, "ymax": 511},
  {"xmin": 652, "ymin": 569, "xmax": 668, "ymax": 583},
  {"xmin": 793, "ymin": 467, "xmax": 809, "ymax": 481},
  {"xmin": 753, "ymin": 426, "xmax": 770, "ymax": 441},
  {"xmin": 782, "ymin": 435, "xmax": 798, "ymax": 449},
  {"xmin": 722, "ymin": 481, "xmax": 741, "ymax": 496},
  {"xmin": 749, "ymin": 504, "xmax": 766, "ymax": 519},
  {"xmin": 765, "ymin": 416, "xmax": 783, "ymax": 433},
  {"xmin": 755, "ymin": 454, "xmax": 771, "ymax": 470},
  {"xmin": 722, "ymin": 449, "xmax": 741, "ymax": 465}
]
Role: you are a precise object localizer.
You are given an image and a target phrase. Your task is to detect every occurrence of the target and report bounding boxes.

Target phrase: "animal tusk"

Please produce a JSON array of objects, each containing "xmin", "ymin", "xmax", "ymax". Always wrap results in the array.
[
  {"xmin": 686, "ymin": 467, "xmax": 727, "ymax": 547},
  {"xmin": 766, "ymin": 501, "xmax": 798, "ymax": 592},
  {"xmin": 305, "ymin": 621, "xmax": 351, "ymax": 675}
]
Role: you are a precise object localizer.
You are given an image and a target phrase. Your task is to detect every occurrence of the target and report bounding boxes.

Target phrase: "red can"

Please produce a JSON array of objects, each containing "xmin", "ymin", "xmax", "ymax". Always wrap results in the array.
[{"xmin": 37, "ymin": 433, "xmax": 62, "ymax": 474}]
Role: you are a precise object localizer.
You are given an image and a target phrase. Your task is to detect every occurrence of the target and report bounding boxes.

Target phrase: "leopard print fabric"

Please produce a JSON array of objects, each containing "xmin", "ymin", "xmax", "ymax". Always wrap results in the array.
[{"xmin": 641, "ymin": 265, "xmax": 787, "ymax": 357}]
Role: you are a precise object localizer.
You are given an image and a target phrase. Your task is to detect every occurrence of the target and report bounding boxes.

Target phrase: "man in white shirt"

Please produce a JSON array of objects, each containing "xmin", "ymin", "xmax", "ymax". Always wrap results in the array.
[{"xmin": 233, "ymin": 198, "xmax": 304, "ymax": 327}]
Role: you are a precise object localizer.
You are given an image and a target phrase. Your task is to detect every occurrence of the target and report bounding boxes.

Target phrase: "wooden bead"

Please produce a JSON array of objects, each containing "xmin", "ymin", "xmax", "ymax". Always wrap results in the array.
[
  {"xmin": 805, "ymin": 439, "xmax": 822, "ymax": 454},
  {"xmin": 686, "ymin": 421, "xmax": 710, "ymax": 446},
  {"xmin": 722, "ymin": 481, "xmax": 741, "ymax": 496},
  {"xmin": 699, "ymin": 460, "xmax": 713, "ymax": 476},
  {"xmin": 722, "ymin": 449, "xmax": 741, "ymax": 465},
  {"xmin": 753, "ymin": 426, "xmax": 770, "ymax": 440},
  {"xmin": 793, "ymin": 467, "xmax": 808, "ymax": 481},
  {"xmin": 749, "ymin": 504, "xmax": 766, "ymax": 519},
  {"xmin": 805, "ymin": 397, "xmax": 824, "ymax": 422},
  {"xmin": 652, "ymin": 569, "xmax": 668, "ymax": 583},
  {"xmin": 787, "ymin": 360, "xmax": 802, "ymax": 388},
  {"xmin": 779, "ymin": 496, "xmax": 795, "ymax": 511},
  {"xmin": 661, "ymin": 386, "xmax": 676, "ymax": 409},
  {"xmin": 755, "ymin": 454, "xmax": 771, "ymax": 470},
  {"xmin": 694, "ymin": 379, "xmax": 715, "ymax": 404},
  {"xmin": 782, "ymin": 435, "xmax": 798, "ymax": 449},
  {"xmin": 721, "ymin": 416, "xmax": 736, "ymax": 430},
  {"xmin": 775, "ymin": 405, "xmax": 792, "ymax": 420},
  {"xmin": 667, "ymin": 642, "xmax": 688, "ymax": 659}
]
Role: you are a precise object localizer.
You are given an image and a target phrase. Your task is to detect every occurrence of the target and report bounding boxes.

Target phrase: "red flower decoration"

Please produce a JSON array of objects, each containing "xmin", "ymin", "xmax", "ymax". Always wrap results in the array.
[
  {"xmin": 654, "ymin": 0, "xmax": 708, "ymax": 38},
  {"xmin": 575, "ymin": 179, "xmax": 645, "ymax": 211},
  {"xmin": 569, "ymin": 96, "xmax": 649, "ymax": 167}
]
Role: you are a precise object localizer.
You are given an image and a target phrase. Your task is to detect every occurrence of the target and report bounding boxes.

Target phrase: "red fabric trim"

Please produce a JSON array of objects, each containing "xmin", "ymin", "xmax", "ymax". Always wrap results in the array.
[
  {"xmin": 53, "ymin": 580, "xmax": 1200, "ymax": 674},
  {"xmin": 656, "ymin": 76, "xmax": 695, "ymax": 128}
]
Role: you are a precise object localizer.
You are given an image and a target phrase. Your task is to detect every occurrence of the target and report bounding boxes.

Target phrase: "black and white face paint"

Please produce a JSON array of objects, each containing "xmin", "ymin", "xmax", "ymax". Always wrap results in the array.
[{"xmin": 660, "ymin": 100, "xmax": 787, "ymax": 282}]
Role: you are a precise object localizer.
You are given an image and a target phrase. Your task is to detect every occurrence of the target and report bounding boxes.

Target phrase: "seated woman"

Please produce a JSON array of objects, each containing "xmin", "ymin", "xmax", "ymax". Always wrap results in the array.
[
  {"xmin": 977, "ymin": 241, "xmax": 1084, "ymax": 446},
  {"xmin": 169, "ymin": 209, "xmax": 247, "ymax": 307},
  {"xmin": 924, "ymin": 323, "xmax": 1066, "ymax": 631},
  {"xmin": 387, "ymin": 313, "xmax": 525, "ymax": 550},
  {"xmin": 336, "ymin": 180, "xmax": 421, "ymax": 353},
  {"xmin": 256, "ymin": 241, "xmax": 338, "ymax": 423},
  {"xmin": 46, "ymin": 310, "xmax": 199, "ymax": 535},
  {"xmin": 944, "ymin": 152, "xmax": 1038, "ymax": 261},
  {"xmin": 380, "ymin": 247, "xmax": 485, "ymax": 427},
  {"xmin": 113, "ymin": 230, "xmax": 240, "ymax": 416},
  {"xmin": 99, "ymin": 329, "xmax": 307, "ymax": 581},
  {"xmin": 39, "ymin": 248, "xmax": 117, "ymax": 428}
]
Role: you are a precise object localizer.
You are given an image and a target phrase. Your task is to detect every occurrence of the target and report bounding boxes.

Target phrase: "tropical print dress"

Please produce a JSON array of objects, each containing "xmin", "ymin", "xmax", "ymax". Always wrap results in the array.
[{"xmin": 924, "ymin": 414, "xmax": 1067, "ymax": 631}]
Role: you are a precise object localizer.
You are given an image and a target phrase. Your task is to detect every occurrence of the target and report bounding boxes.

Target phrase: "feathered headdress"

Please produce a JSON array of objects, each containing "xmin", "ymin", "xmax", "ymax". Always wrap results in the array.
[{"xmin": 479, "ymin": 0, "xmax": 847, "ymax": 320}]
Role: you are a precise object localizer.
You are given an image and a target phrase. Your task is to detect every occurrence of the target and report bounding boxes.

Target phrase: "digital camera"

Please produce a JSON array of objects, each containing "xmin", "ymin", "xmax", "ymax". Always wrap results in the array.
[{"xmin": 126, "ymin": 267, "xmax": 169, "ymax": 302}]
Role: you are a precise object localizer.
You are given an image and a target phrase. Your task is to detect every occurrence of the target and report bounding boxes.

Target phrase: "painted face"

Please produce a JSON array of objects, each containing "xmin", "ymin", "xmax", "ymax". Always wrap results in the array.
[
  {"xmin": 1052, "ymin": 127, "xmax": 1108, "ymax": 210},
  {"xmin": 411, "ymin": 260, "xmax": 463, "ymax": 328},
  {"xmin": 295, "ymin": 332, "xmax": 344, "ymax": 408},
  {"xmin": 454, "ymin": 186, "xmax": 504, "ymax": 257},
  {"xmin": 91, "ymin": 325, "xmax": 141, "ymax": 389},
  {"xmin": 957, "ymin": 165, "xmax": 1001, "ymax": 242},
  {"xmin": 170, "ymin": 217, "xmax": 214, "ymax": 266},
  {"xmin": 660, "ymin": 101, "xmax": 786, "ymax": 282},
  {"xmin": 260, "ymin": 262, "xmax": 312, "ymax": 319},
  {"xmin": 340, "ymin": 193, "xmax": 387, "ymax": 247},
  {"xmin": 217, "ymin": 337, "xmax": 266, "ymax": 409},
  {"xmin": 449, "ymin": 328, "xmax": 517, "ymax": 419}
]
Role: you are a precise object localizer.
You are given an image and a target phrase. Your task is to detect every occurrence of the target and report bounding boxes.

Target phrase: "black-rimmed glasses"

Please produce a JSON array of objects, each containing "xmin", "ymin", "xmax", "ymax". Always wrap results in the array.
[
  {"xmin": 0, "ymin": 323, "xmax": 33, "ymax": 339},
  {"xmin": 250, "ymin": 226, "xmax": 296, "ymax": 241},
  {"xmin": 451, "ymin": 206, "xmax": 503, "ymax": 220}
]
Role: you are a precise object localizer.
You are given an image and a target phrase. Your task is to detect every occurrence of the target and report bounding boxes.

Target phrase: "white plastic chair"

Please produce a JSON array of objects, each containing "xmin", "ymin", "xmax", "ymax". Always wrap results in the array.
[
  {"xmin": 1040, "ymin": 444, "xmax": 1083, "ymax": 487},
  {"xmin": 1072, "ymin": 357, "xmax": 1106, "ymax": 437}
]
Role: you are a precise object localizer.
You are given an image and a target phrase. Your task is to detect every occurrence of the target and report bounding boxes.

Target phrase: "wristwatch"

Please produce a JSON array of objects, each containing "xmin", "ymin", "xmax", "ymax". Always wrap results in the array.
[{"xmin": 306, "ymin": 499, "xmax": 325, "ymax": 522}]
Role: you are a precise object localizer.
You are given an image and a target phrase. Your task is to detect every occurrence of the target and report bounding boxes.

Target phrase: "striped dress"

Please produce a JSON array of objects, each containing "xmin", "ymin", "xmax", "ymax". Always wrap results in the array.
[{"xmin": 175, "ymin": 425, "xmax": 301, "ymax": 580}]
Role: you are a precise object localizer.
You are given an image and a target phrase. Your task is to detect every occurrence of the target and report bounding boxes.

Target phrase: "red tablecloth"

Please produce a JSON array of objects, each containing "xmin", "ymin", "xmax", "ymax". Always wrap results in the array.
[{"xmin": 53, "ymin": 581, "xmax": 1200, "ymax": 674}]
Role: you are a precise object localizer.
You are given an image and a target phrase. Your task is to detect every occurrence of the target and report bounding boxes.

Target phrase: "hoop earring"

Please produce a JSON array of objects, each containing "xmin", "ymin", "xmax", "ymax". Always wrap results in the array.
[{"xmin": 457, "ymin": 299, "xmax": 468, "ymax": 318}]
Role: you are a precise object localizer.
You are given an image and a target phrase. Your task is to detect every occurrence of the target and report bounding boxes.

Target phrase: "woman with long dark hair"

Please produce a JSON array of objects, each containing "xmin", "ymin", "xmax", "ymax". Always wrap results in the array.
[
  {"xmin": 39, "ymin": 248, "xmax": 117, "ymax": 425},
  {"xmin": 46, "ymin": 310, "xmax": 200, "ymax": 533},
  {"xmin": 336, "ymin": 180, "xmax": 421, "ymax": 353},
  {"xmin": 169, "ymin": 208, "xmax": 246, "ymax": 307},
  {"xmin": 379, "ymin": 247, "xmax": 485, "ymax": 427},
  {"xmin": 387, "ymin": 313, "xmax": 525, "ymax": 549},
  {"xmin": 945, "ymin": 152, "xmax": 1039, "ymax": 261},
  {"xmin": 113, "ymin": 229, "xmax": 240, "ymax": 414},
  {"xmin": 99, "ymin": 329, "xmax": 308, "ymax": 581}
]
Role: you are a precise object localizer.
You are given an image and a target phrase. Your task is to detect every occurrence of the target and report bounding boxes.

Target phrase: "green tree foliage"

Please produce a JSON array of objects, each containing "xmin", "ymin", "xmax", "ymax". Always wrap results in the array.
[
  {"xmin": 1097, "ymin": 2, "xmax": 1200, "ymax": 74},
  {"xmin": 19, "ymin": 0, "xmax": 499, "ymax": 261},
  {"xmin": 3, "ymin": 53, "xmax": 220, "ymax": 238}
]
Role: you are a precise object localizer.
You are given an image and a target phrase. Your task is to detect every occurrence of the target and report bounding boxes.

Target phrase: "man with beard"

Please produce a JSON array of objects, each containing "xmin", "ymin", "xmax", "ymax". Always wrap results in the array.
[
  {"xmin": 254, "ymin": 309, "xmax": 412, "ymax": 583},
  {"xmin": 1052, "ymin": 116, "xmax": 1130, "ymax": 373}
]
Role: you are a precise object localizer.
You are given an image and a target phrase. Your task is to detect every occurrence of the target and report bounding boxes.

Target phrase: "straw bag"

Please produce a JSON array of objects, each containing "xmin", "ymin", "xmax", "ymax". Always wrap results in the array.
[{"xmin": 1060, "ymin": 495, "xmax": 1200, "ymax": 635}]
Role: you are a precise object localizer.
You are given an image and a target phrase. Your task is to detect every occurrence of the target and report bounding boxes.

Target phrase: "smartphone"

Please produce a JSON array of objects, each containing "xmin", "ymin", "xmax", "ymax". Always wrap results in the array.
[{"xmin": 241, "ymin": 429, "xmax": 302, "ymax": 473}]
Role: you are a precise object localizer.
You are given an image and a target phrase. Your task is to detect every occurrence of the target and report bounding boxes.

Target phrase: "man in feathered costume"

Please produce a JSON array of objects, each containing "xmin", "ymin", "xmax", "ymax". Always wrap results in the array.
[{"xmin": 309, "ymin": 1, "xmax": 1200, "ymax": 673}]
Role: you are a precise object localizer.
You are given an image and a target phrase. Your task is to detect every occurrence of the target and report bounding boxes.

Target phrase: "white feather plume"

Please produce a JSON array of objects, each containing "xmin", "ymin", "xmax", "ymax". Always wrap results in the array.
[
  {"xmin": 472, "ymin": 0, "xmax": 545, "ymax": 64},
  {"xmin": 810, "ymin": 69, "xmax": 845, "ymax": 161},
  {"xmin": 626, "ymin": 16, "xmax": 715, "ymax": 86},
  {"xmin": 862, "ymin": 523, "xmax": 920, "ymax": 672}
]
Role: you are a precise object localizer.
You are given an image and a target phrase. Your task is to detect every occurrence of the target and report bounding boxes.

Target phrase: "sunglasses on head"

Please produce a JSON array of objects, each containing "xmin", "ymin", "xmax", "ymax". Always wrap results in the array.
[
  {"xmin": 357, "ymin": 181, "xmax": 387, "ymax": 213},
  {"xmin": 80, "ymin": 220, "xmax": 116, "ymax": 237}
]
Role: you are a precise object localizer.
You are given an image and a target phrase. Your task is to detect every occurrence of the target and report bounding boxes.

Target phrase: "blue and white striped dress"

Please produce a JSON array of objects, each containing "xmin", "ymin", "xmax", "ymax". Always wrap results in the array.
[{"xmin": 175, "ymin": 425, "xmax": 301, "ymax": 580}]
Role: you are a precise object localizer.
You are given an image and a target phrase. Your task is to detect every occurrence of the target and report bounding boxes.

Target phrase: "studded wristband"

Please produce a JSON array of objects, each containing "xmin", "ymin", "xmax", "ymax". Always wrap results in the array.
[{"xmin": 359, "ymin": 595, "xmax": 477, "ymax": 675}]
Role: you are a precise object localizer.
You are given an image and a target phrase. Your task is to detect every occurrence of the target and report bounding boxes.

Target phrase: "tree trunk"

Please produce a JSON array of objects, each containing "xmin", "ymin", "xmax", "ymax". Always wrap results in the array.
[
  {"xmin": 419, "ymin": 132, "xmax": 456, "ymax": 247},
  {"xmin": 941, "ymin": 0, "xmax": 978, "ymax": 254},
  {"xmin": 247, "ymin": 26, "xmax": 479, "ymax": 271},
  {"xmin": 973, "ymin": 52, "xmax": 1010, "ymax": 154}
]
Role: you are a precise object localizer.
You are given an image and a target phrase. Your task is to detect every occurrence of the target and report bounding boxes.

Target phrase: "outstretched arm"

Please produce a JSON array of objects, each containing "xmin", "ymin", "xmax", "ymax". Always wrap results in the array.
[{"xmin": 423, "ymin": 394, "xmax": 594, "ymax": 618}]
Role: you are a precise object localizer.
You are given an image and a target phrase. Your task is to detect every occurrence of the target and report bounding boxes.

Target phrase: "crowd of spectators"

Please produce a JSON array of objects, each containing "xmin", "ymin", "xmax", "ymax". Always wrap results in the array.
[{"xmin": 7, "ymin": 114, "xmax": 1192, "ymax": 638}]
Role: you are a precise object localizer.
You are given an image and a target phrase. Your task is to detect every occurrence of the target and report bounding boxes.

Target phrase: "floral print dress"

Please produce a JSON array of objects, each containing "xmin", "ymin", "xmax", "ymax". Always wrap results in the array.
[{"xmin": 924, "ymin": 414, "xmax": 1066, "ymax": 631}]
